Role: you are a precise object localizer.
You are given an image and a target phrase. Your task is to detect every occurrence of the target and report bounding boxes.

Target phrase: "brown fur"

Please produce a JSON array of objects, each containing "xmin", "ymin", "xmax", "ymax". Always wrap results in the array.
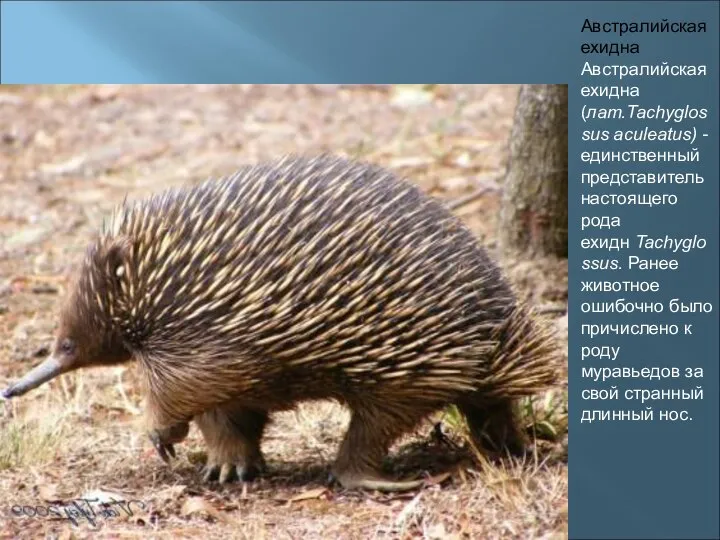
[{"xmin": 5, "ymin": 154, "xmax": 562, "ymax": 491}]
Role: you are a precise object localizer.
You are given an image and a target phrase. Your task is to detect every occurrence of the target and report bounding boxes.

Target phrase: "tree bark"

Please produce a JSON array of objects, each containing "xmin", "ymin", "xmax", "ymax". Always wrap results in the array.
[{"xmin": 499, "ymin": 84, "xmax": 568, "ymax": 258}]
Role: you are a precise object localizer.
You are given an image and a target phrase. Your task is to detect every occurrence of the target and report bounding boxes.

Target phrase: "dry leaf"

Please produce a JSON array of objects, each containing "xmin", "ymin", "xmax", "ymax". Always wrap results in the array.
[
  {"xmin": 426, "ymin": 522, "xmax": 450, "ymax": 539},
  {"xmin": 181, "ymin": 496, "xmax": 215, "ymax": 517},
  {"xmin": 37, "ymin": 483, "xmax": 61, "ymax": 502},
  {"xmin": 181, "ymin": 496, "xmax": 233, "ymax": 524},
  {"xmin": 33, "ymin": 130, "xmax": 55, "ymax": 149},
  {"xmin": 388, "ymin": 156, "xmax": 435, "ymax": 168},
  {"xmin": 439, "ymin": 176, "xmax": 472, "ymax": 191},
  {"xmin": 89, "ymin": 85, "xmax": 120, "ymax": 103},
  {"xmin": 287, "ymin": 487, "xmax": 328, "ymax": 503},
  {"xmin": 0, "ymin": 93, "xmax": 24, "ymax": 106},
  {"xmin": 389, "ymin": 85, "xmax": 436, "ymax": 108},
  {"xmin": 453, "ymin": 152, "xmax": 472, "ymax": 168},
  {"xmin": 155, "ymin": 484, "xmax": 187, "ymax": 502},
  {"xmin": 5, "ymin": 226, "xmax": 50, "ymax": 250},
  {"xmin": 40, "ymin": 154, "xmax": 86, "ymax": 176},
  {"xmin": 79, "ymin": 489, "xmax": 128, "ymax": 504}
]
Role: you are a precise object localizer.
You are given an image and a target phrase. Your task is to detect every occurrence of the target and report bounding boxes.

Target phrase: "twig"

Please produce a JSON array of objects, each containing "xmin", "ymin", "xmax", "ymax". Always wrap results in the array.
[{"xmin": 445, "ymin": 175, "xmax": 503, "ymax": 211}]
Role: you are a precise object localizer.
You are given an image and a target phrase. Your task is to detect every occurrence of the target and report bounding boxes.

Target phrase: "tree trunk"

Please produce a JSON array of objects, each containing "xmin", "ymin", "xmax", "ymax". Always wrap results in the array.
[{"xmin": 499, "ymin": 84, "xmax": 568, "ymax": 258}]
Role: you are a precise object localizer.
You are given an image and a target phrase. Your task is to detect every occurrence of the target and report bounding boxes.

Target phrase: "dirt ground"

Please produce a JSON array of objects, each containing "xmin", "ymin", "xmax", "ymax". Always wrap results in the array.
[{"xmin": 0, "ymin": 85, "xmax": 568, "ymax": 540}]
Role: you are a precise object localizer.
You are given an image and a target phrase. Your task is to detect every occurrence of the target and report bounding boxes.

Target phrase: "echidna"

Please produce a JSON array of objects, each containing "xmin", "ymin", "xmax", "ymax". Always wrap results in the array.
[{"xmin": 3, "ymin": 154, "xmax": 560, "ymax": 491}]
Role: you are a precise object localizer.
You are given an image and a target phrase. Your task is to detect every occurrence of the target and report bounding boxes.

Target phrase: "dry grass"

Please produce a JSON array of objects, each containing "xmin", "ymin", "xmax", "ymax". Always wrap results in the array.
[{"xmin": 0, "ymin": 84, "xmax": 567, "ymax": 539}]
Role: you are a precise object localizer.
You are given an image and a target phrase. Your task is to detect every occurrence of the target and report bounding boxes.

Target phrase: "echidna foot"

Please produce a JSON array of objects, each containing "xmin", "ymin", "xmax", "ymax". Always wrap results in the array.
[
  {"xmin": 202, "ymin": 459, "xmax": 264, "ymax": 484},
  {"xmin": 195, "ymin": 406, "xmax": 268, "ymax": 484},
  {"xmin": 458, "ymin": 400, "xmax": 527, "ymax": 457}
]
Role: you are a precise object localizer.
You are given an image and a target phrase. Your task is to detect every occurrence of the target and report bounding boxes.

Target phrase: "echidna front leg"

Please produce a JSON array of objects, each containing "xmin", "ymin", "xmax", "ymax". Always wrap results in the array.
[
  {"xmin": 458, "ymin": 399, "xmax": 527, "ymax": 457},
  {"xmin": 331, "ymin": 405, "xmax": 427, "ymax": 492},
  {"xmin": 143, "ymin": 391, "xmax": 192, "ymax": 463},
  {"xmin": 195, "ymin": 404, "xmax": 268, "ymax": 484}
]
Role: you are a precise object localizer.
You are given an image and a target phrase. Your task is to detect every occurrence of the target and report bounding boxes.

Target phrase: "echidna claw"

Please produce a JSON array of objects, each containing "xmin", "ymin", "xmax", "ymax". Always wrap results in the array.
[
  {"xmin": 202, "ymin": 464, "xmax": 219, "ymax": 482},
  {"xmin": 202, "ymin": 462, "xmax": 259, "ymax": 484},
  {"xmin": 220, "ymin": 463, "xmax": 238, "ymax": 484},
  {"xmin": 148, "ymin": 430, "xmax": 175, "ymax": 464},
  {"xmin": 203, "ymin": 463, "xmax": 234, "ymax": 483}
]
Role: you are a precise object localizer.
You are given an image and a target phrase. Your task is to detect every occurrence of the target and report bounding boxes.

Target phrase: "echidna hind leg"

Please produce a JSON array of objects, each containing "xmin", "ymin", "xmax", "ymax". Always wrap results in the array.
[
  {"xmin": 195, "ymin": 405, "xmax": 268, "ymax": 483},
  {"xmin": 330, "ymin": 407, "xmax": 426, "ymax": 492},
  {"xmin": 458, "ymin": 400, "xmax": 527, "ymax": 457}
]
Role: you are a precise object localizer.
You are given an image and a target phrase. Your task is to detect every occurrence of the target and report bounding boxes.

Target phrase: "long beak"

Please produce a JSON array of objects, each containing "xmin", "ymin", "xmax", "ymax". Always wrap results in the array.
[{"xmin": 2, "ymin": 355, "xmax": 67, "ymax": 399}]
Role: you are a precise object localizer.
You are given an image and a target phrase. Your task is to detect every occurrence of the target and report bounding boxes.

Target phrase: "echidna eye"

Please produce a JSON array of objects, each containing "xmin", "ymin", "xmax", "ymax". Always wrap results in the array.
[{"xmin": 60, "ymin": 338, "xmax": 75, "ymax": 355}]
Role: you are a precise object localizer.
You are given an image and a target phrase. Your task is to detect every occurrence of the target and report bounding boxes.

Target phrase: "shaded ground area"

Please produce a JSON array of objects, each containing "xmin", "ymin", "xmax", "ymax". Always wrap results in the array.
[{"xmin": 0, "ymin": 85, "xmax": 568, "ymax": 539}]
